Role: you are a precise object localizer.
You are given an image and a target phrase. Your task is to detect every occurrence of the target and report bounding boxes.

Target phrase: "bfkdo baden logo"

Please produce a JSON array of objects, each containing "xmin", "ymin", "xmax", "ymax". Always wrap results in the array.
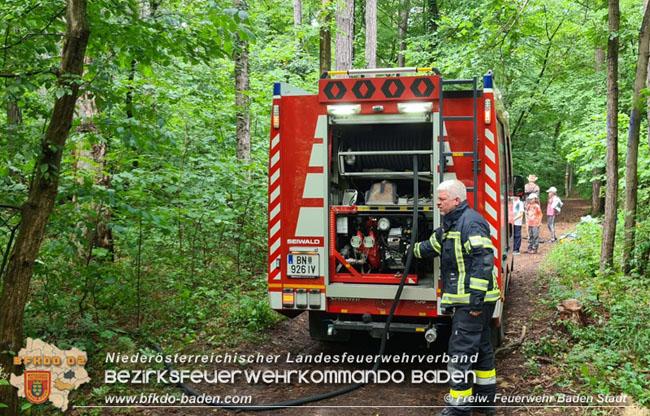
[
  {"xmin": 24, "ymin": 371, "xmax": 51, "ymax": 404},
  {"xmin": 10, "ymin": 338, "xmax": 90, "ymax": 411}
]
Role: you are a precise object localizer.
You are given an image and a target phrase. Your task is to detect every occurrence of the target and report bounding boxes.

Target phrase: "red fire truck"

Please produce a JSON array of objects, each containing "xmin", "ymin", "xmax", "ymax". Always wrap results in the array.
[{"xmin": 267, "ymin": 67, "xmax": 522, "ymax": 346}]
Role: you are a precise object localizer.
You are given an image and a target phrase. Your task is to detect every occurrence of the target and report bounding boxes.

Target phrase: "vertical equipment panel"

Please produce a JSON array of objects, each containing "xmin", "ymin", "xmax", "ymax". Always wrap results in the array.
[{"xmin": 268, "ymin": 94, "xmax": 328, "ymax": 311}]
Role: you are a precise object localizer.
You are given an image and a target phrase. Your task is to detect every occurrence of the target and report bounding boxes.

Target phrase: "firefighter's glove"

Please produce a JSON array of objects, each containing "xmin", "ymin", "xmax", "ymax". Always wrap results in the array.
[{"xmin": 469, "ymin": 296, "xmax": 484, "ymax": 313}]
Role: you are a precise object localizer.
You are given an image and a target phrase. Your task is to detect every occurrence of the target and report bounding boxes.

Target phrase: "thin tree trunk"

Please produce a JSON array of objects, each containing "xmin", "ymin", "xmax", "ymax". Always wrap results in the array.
[
  {"xmin": 334, "ymin": 0, "xmax": 354, "ymax": 71},
  {"xmin": 565, "ymin": 163, "xmax": 572, "ymax": 198},
  {"xmin": 234, "ymin": 0, "xmax": 250, "ymax": 162},
  {"xmin": 293, "ymin": 0, "xmax": 302, "ymax": 51},
  {"xmin": 293, "ymin": 0, "xmax": 302, "ymax": 26},
  {"xmin": 592, "ymin": 168, "xmax": 605, "ymax": 215},
  {"xmin": 552, "ymin": 120, "xmax": 562, "ymax": 152},
  {"xmin": 593, "ymin": 47, "xmax": 606, "ymax": 215},
  {"xmin": 425, "ymin": 0, "xmax": 440, "ymax": 56},
  {"xmin": 427, "ymin": 0, "xmax": 439, "ymax": 33},
  {"xmin": 397, "ymin": 0, "xmax": 409, "ymax": 67},
  {"xmin": 73, "ymin": 79, "xmax": 113, "ymax": 260},
  {"xmin": 0, "ymin": 1, "xmax": 90, "ymax": 413},
  {"xmin": 125, "ymin": 59, "xmax": 136, "ymax": 119},
  {"xmin": 6, "ymin": 102, "xmax": 21, "ymax": 126},
  {"xmin": 600, "ymin": 0, "xmax": 620, "ymax": 276},
  {"xmin": 5, "ymin": 27, "xmax": 23, "ymax": 131},
  {"xmin": 622, "ymin": 3, "xmax": 650, "ymax": 273},
  {"xmin": 647, "ymin": 0, "xmax": 650, "ymax": 150},
  {"xmin": 5, "ymin": 100, "xmax": 22, "ymax": 182},
  {"xmin": 5, "ymin": 36, "xmax": 23, "ymax": 182},
  {"xmin": 365, "ymin": 0, "xmax": 377, "ymax": 69},
  {"xmin": 319, "ymin": 0, "xmax": 332, "ymax": 76}
]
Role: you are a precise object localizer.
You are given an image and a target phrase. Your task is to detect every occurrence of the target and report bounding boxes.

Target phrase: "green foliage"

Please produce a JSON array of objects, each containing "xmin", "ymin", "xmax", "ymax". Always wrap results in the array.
[
  {"xmin": 2, "ymin": 0, "xmax": 650, "ymax": 409},
  {"xmin": 2, "ymin": 0, "xmax": 279, "ymax": 385},
  {"xmin": 542, "ymin": 223, "xmax": 650, "ymax": 405}
]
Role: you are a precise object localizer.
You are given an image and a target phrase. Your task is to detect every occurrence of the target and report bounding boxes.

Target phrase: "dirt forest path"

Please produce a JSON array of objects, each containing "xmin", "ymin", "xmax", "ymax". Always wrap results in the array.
[{"xmin": 146, "ymin": 198, "xmax": 602, "ymax": 416}]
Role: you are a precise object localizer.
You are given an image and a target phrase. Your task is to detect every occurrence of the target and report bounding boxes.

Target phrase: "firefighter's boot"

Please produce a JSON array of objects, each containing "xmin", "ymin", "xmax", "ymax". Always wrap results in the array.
[
  {"xmin": 471, "ymin": 407, "xmax": 496, "ymax": 415},
  {"xmin": 471, "ymin": 308, "xmax": 497, "ymax": 416},
  {"xmin": 433, "ymin": 407, "xmax": 469, "ymax": 416}
]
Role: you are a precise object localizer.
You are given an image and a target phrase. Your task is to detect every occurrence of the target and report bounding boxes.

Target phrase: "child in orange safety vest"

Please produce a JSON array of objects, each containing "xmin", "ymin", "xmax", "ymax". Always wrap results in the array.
[{"xmin": 526, "ymin": 193, "xmax": 542, "ymax": 254}]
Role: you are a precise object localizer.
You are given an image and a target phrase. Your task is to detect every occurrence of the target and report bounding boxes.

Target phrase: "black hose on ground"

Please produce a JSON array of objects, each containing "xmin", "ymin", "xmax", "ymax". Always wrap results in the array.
[{"xmin": 152, "ymin": 155, "xmax": 420, "ymax": 411}]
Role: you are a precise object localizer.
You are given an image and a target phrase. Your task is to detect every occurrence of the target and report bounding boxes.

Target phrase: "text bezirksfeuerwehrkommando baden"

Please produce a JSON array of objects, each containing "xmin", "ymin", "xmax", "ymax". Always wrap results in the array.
[{"xmin": 104, "ymin": 352, "xmax": 479, "ymax": 385}]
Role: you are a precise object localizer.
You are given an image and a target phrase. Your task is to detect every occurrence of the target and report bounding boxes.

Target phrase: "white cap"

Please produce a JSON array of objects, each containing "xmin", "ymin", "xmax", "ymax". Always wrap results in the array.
[
  {"xmin": 527, "ymin": 193, "xmax": 538, "ymax": 200},
  {"xmin": 547, "ymin": 186, "xmax": 557, "ymax": 193}
]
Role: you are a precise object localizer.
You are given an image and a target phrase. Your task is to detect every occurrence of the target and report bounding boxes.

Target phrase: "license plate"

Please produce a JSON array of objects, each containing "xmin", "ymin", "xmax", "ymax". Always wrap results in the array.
[{"xmin": 287, "ymin": 254, "xmax": 319, "ymax": 277}]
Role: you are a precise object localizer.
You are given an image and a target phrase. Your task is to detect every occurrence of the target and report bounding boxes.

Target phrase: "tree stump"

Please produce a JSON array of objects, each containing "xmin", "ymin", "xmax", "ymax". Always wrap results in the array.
[{"xmin": 556, "ymin": 299, "xmax": 586, "ymax": 326}]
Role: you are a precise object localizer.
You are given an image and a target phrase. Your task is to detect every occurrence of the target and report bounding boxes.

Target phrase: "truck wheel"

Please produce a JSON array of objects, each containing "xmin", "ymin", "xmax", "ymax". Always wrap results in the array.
[{"xmin": 308, "ymin": 311, "xmax": 351, "ymax": 342}]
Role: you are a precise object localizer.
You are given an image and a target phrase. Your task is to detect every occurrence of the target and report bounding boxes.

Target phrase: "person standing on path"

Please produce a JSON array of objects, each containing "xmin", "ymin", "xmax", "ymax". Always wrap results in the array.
[
  {"xmin": 546, "ymin": 186, "xmax": 561, "ymax": 243},
  {"xmin": 512, "ymin": 196, "xmax": 524, "ymax": 254},
  {"xmin": 523, "ymin": 175, "xmax": 540, "ymax": 238},
  {"xmin": 412, "ymin": 180, "xmax": 499, "ymax": 416},
  {"xmin": 526, "ymin": 193, "xmax": 542, "ymax": 254}
]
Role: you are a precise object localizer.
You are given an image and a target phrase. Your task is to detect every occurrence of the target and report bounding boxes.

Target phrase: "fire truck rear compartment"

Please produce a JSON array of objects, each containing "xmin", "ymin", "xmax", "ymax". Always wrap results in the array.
[
  {"xmin": 333, "ymin": 122, "xmax": 433, "ymax": 197},
  {"xmin": 327, "ymin": 119, "xmax": 440, "ymax": 321}
]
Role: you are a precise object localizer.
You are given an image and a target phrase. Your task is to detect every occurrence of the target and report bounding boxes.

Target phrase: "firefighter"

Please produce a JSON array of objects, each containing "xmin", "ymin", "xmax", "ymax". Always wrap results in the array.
[{"xmin": 412, "ymin": 179, "xmax": 499, "ymax": 416}]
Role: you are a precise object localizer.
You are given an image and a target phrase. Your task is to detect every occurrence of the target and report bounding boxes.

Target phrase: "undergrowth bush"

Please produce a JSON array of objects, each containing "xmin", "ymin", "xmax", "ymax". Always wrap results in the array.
[{"xmin": 542, "ymin": 222, "xmax": 650, "ymax": 406}]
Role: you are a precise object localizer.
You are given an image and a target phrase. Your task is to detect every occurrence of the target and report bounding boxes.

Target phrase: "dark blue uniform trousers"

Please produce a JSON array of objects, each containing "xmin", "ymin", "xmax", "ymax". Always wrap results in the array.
[{"xmin": 445, "ymin": 303, "xmax": 497, "ymax": 415}]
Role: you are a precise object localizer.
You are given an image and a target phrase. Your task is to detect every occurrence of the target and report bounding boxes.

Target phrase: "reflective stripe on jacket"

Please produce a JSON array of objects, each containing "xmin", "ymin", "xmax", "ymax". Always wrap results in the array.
[{"xmin": 413, "ymin": 200, "xmax": 500, "ymax": 310}]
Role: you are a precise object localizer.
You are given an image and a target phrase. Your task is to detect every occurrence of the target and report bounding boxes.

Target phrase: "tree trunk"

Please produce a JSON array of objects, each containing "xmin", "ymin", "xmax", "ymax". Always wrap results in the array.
[
  {"xmin": 592, "ymin": 168, "xmax": 605, "ymax": 215},
  {"xmin": 234, "ymin": 0, "xmax": 250, "ymax": 162},
  {"xmin": 0, "ymin": 1, "xmax": 90, "ymax": 414},
  {"xmin": 125, "ymin": 60, "xmax": 136, "ymax": 119},
  {"xmin": 6, "ymin": 102, "xmax": 22, "ymax": 126},
  {"xmin": 5, "ymin": 100, "xmax": 22, "ymax": 181},
  {"xmin": 425, "ymin": 0, "xmax": 439, "ymax": 57},
  {"xmin": 592, "ymin": 47, "xmax": 606, "ymax": 216},
  {"xmin": 5, "ymin": 28, "xmax": 24, "ymax": 182},
  {"xmin": 365, "ymin": 0, "xmax": 377, "ymax": 69},
  {"xmin": 319, "ymin": 0, "xmax": 332, "ymax": 76},
  {"xmin": 622, "ymin": 3, "xmax": 650, "ymax": 273},
  {"xmin": 427, "ymin": 0, "xmax": 439, "ymax": 33},
  {"xmin": 397, "ymin": 0, "xmax": 410, "ymax": 67},
  {"xmin": 73, "ymin": 74, "xmax": 113, "ymax": 260},
  {"xmin": 293, "ymin": 0, "xmax": 302, "ymax": 26},
  {"xmin": 647, "ymin": 0, "xmax": 650, "ymax": 150},
  {"xmin": 73, "ymin": 135, "xmax": 113, "ymax": 259},
  {"xmin": 334, "ymin": 0, "xmax": 354, "ymax": 71},
  {"xmin": 600, "ymin": 0, "xmax": 620, "ymax": 277},
  {"xmin": 552, "ymin": 120, "xmax": 562, "ymax": 152},
  {"xmin": 293, "ymin": 0, "xmax": 303, "ymax": 52},
  {"xmin": 565, "ymin": 163, "xmax": 573, "ymax": 198},
  {"xmin": 4, "ymin": 27, "xmax": 23, "ymax": 130}
]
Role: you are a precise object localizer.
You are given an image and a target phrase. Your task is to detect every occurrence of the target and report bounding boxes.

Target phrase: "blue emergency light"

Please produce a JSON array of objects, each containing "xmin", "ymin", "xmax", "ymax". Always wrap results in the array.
[{"xmin": 483, "ymin": 70, "xmax": 493, "ymax": 89}]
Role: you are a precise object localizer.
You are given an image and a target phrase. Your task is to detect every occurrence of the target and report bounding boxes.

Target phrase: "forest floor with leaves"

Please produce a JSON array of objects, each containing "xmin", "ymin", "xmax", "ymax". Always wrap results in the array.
[{"xmin": 132, "ymin": 198, "xmax": 648, "ymax": 416}]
